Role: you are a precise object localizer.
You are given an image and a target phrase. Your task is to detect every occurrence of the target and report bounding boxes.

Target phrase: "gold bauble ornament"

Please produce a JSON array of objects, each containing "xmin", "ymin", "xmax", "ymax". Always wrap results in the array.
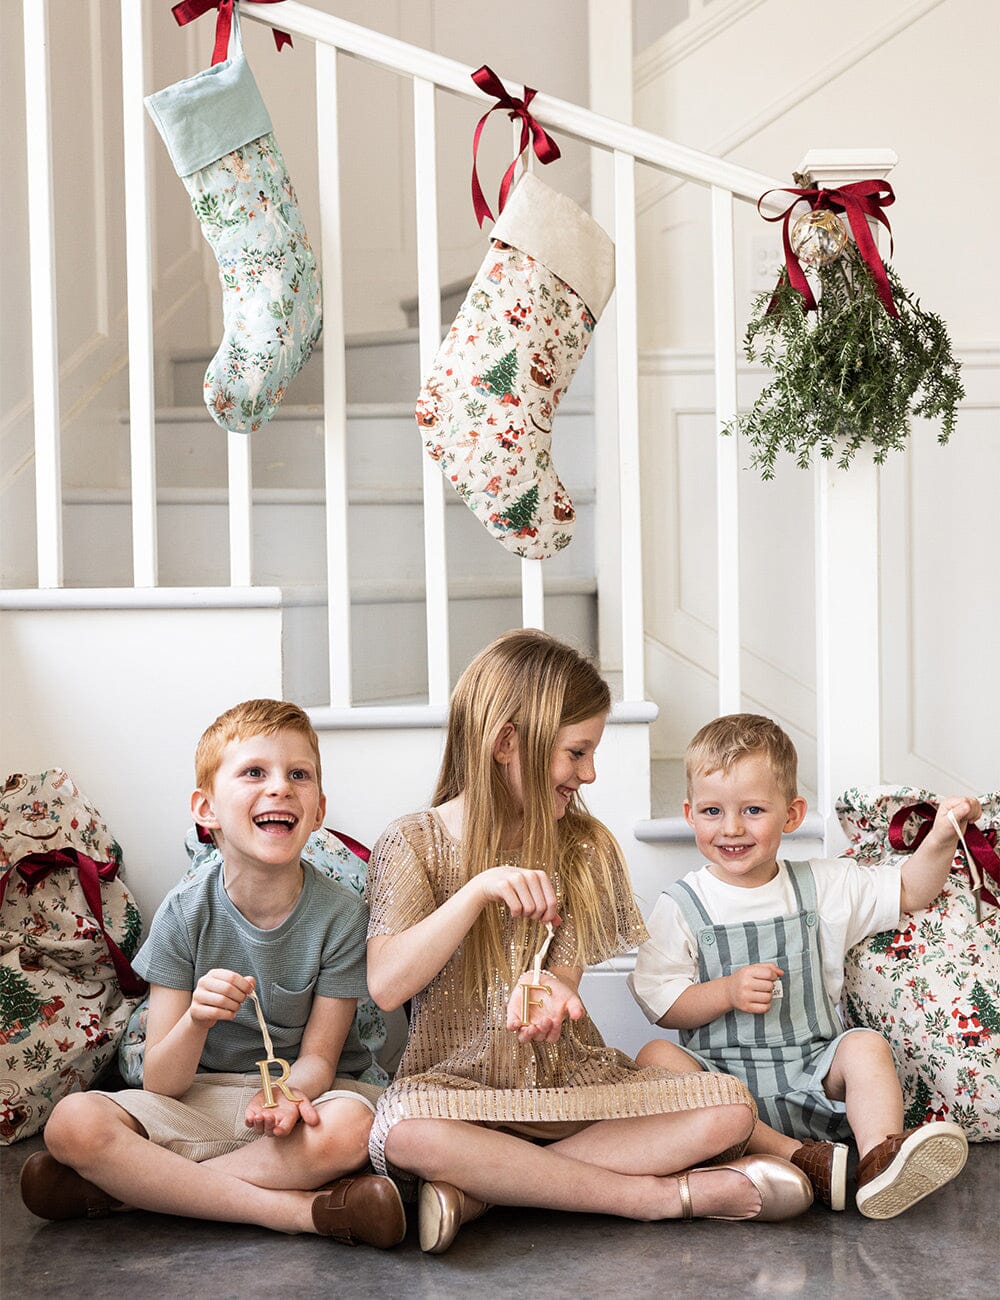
[{"xmin": 790, "ymin": 209, "xmax": 849, "ymax": 268}]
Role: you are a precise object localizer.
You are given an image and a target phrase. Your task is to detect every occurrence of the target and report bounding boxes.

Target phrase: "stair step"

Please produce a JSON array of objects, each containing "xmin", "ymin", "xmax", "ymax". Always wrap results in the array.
[
  {"xmin": 145, "ymin": 401, "xmax": 595, "ymax": 493},
  {"xmin": 169, "ymin": 327, "xmax": 596, "ymax": 409},
  {"xmin": 63, "ymin": 490, "xmax": 597, "ymax": 587}
]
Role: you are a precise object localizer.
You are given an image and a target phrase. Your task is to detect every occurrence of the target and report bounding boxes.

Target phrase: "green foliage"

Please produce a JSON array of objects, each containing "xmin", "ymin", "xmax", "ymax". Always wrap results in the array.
[{"xmin": 727, "ymin": 246, "xmax": 964, "ymax": 479}]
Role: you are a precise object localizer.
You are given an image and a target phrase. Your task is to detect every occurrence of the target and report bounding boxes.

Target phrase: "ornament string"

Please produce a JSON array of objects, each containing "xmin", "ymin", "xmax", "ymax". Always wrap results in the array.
[
  {"xmin": 520, "ymin": 921, "xmax": 555, "ymax": 1024},
  {"xmin": 470, "ymin": 65, "xmax": 561, "ymax": 227},
  {"xmin": 171, "ymin": 0, "xmax": 293, "ymax": 64},
  {"xmin": 758, "ymin": 179, "xmax": 898, "ymax": 318},
  {"xmin": 887, "ymin": 802, "xmax": 999, "ymax": 920},
  {"xmin": 248, "ymin": 986, "xmax": 304, "ymax": 1107}
]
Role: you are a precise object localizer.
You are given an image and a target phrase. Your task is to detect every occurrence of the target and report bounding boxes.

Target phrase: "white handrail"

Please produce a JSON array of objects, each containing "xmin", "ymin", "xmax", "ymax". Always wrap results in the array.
[
  {"xmin": 241, "ymin": 3, "xmax": 785, "ymax": 202},
  {"xmin": 22, "ymin": 0, "xmax": 63, "ymax": 589}
]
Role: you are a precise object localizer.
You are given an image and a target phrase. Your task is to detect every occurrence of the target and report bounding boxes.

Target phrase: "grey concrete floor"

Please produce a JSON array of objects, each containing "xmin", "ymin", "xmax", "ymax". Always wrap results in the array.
[{"xmin": 2, "ymin": 1132, "xmax": 996, "ymax": 1300}]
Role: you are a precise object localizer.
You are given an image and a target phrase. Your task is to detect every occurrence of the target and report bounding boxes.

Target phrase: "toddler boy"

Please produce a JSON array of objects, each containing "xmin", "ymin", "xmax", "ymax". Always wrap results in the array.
[
  {"xmin": 630, "ymin": 713, "xmax": 976, "ymax": 1218},
  {"xmin": 21, "ymin": 699, "xmax": 405, "ymax": 1248}
]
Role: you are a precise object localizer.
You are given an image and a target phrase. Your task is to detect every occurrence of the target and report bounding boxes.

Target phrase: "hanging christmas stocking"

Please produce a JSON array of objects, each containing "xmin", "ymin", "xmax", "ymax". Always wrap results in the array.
[
  {"xmin": 145, "ymin": 1, "xmax": 321, "ymax": 434},
  {"xmin": 416, "ymin": 173, "xmax": 614, "ymax": 559}
]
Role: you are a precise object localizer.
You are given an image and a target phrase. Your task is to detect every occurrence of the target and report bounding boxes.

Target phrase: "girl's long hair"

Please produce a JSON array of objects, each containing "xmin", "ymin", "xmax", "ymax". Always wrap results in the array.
[{"xmin": 434, "ymin": 629, "xmax": 626, "ymax": 1003}]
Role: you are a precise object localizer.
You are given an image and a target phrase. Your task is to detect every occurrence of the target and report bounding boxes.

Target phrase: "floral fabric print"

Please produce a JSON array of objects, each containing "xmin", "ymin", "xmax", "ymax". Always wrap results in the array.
[
  {"xmin": 417, "ymin": 241, "xmax": 594, "ymax": 559},
  {"xmin": 186, "ymin": 132, "xmax": 322, "ymax": 434},
  {"xmin": 837, "ymin": 785, "xmax": 1000, "ymax": 1141},
  {"xmin": 0, "ymin": 771, "xmax": 144, "ymax": 1144}
]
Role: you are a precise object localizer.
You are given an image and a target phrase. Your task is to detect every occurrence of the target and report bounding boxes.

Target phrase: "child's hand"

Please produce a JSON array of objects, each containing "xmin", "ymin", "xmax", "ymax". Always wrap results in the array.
[
  {"xmin": 245, "ymin": 1089, "xmax": 320, "ymax": 1137},
  {"xmin": 931, "ymin": 796, "xmax": 982, "ymax": 843},
  {"xmin": 478, "ymin": 865, "xmax": 561, "ymax": 925},
  {"xmin": 727, "ymin": 963, "xmax": 783, "ymax": 1014},
  {"xmin": 189, "ymin": 970, "xmax": 254, "ymax": 1026},
  {"xmin": 506, "ymin": 972, "xmax": 585, "ymax": 1044}
]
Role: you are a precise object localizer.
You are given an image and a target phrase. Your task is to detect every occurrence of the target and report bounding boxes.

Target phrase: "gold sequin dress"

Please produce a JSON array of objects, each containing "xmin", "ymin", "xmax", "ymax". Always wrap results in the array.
[{"xmin": 366, "ymin": 811, "xmax": 753, "ymax": 1181}]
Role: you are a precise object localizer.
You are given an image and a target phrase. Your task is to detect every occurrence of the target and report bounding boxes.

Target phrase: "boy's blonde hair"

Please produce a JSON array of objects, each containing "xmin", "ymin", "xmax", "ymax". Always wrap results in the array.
[
  {"xmin": 435, "ymin": 629, "xmax": 628, "ymax": 1003},
  {"xmin": 685, "ymin": 713, "xmax": 798, "ymax": 803},
  {"xmin": 194, "ymin": 699, "xmax": 322, "ymax": 793}
]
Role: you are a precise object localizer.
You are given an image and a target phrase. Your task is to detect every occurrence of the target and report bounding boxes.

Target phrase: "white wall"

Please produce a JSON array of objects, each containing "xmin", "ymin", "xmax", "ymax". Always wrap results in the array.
[
  {"xmin": 0, "ymin": 600, "xmax": 284, "ymax": 925},
  {"xmin": 633, "ymin": 0, "xmax": 1000, "ymax": 793}
]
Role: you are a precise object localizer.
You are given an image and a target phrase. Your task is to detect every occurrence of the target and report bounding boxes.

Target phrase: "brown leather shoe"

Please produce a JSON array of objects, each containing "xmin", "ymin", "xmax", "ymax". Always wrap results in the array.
[
  {"xmin": 791, "ymin": 1139, "xmax": 848, "ymax": 1211},
  {"xmin": 311, "ymin": 1174, "xmax": 406, "ymax": 1248},
  {"xmin": 20, "ymin": 1151, "xmax": 120, "ymax": 1221},
  {"xmin": 418, "ymin": 1180, "xmax": 491, "ymax": 1253},
  {"xmin": 855, "ymin": 1121, "xmax": 968, "ymax": 1219}
]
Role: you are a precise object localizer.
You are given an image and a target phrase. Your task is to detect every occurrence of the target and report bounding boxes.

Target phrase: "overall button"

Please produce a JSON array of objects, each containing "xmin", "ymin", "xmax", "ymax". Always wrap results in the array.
[
  {"xmin": 806, "ymin": 912, "xmax": 818, "ymax": 927},
  {"xmin": 701, "ymin": 931, "xmax": 716, "ymax": 946}
]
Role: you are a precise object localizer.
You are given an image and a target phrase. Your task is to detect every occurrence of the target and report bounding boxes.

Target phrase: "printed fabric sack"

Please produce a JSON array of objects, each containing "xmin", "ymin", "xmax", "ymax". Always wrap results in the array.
[
  {"xmin": 118, "ymin": 824, "xmax": 392, "ymax": 1088},
  {"xmin": 837, "ymin": 785, "xmax": 1000, "ymax": 1141},
  {"xmin": 0, "ymin": 771, "xmax": 146, "ymax": 1144}
]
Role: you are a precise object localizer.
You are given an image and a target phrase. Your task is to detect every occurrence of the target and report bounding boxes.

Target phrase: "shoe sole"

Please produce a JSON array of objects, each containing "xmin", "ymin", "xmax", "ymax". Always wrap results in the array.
[
  {"xmin": 418, "ymin": 1181, "xmax": 451, "ymax": 1253},
  {"xmin": 856, "ymin": 1126, "xmax": 968, "ymax": 1219},
  {"xmin": 828, "ymin": 1142, "xmax": 848, "ymax": 1213}
]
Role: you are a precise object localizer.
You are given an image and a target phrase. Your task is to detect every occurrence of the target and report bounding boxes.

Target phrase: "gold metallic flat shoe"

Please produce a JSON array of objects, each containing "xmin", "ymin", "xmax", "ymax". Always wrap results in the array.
[
  {"xmin": 418, "ymin": 1180, "xmax": 490, "ymax": 1253},
  {"xmin": 677, "ymin": 1155, "xmax": 814, "ymax": 1222}
]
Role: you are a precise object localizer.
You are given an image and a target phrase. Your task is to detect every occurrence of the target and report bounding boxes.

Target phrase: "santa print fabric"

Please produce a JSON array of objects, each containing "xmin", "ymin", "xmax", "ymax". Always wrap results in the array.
[
  {"xmin": 145, "ymin": 5, "xmax": 321, "ymax": 434},
  {"xmin": 416, "ymin": 174, "xmax": 615, "ymax": 559},
  {"xmin": 0, "ymin": 772, "xmax": 145, "ymax": 1144},
  {"xmin": 836, "ymin": 786, "xmax": 1000, "ymax": 1141}
]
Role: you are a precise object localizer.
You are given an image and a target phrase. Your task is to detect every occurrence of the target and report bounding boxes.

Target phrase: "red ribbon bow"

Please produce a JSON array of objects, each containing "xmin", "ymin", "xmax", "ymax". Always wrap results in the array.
[
  {"xmin": 470, "ymin": 64, "xmax": 561, "ymax": 227},
  {"xmin": 758, "ymin": 179, "xmax": 898, "ymax": 318},
  {"xmin": 0, "ymin": 849, "xmax": 147, "ymax": 996},
  {"xmin": 172, "ymin": 0, "xmax": 292, "ymax": 65},
  {"xmin": 888, "ymin": 802, "xmax": 999, "ymax": 911}
]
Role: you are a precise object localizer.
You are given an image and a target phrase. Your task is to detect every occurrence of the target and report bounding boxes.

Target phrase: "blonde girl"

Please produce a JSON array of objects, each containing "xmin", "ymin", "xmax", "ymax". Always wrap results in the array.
[{"xmin": 366, "ymin": 630, "xmax": 812, "ymax": 1251}]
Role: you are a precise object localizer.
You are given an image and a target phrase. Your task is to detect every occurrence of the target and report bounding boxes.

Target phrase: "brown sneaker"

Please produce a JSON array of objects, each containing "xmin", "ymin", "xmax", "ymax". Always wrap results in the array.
[
  {"xmin": 20, "ymin": 1151, "xmax": 120, "ymax": 1221},
  {"xmin": 855, "ymin": 1121, "xmax": 968, "ymax": 1219},
  {"xmin": 311, "ymin": 1174, "xmax": 407, "ymax": 1248},
  {"xmin": 790, "ymin": 1140, "xmax": 848, "ymax": 1211}
]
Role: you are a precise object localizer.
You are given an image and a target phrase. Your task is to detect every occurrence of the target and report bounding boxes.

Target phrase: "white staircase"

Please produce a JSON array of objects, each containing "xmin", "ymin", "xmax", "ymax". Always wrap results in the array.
[{"xmin": 62, "ymin": 329, "xmax": 600, "ymax": 706}]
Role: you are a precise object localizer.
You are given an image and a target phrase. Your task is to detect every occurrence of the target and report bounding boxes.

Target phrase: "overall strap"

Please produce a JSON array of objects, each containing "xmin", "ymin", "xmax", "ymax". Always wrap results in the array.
[
  {"xmin": 784, "ymin": 860, "xmax": 819, "ymax": 913},
  {"xmin": 665, "ymin": 879, "xmax": 714, "ymax": 931}
]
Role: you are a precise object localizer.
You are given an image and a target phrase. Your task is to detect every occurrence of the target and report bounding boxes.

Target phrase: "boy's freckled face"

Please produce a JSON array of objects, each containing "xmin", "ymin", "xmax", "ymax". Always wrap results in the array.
[
  {"xmin": 684, "ymin": 753, "xmax": 806, "ymax": 889},
  {"xmin": 193, "ymin": 730, "xmax": 325, "ymax": 873}
]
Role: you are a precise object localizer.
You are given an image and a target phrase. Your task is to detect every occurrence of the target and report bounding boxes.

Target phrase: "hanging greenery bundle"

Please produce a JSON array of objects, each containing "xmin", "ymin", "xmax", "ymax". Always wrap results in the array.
[{"xmin": 728, "ymin": 180, "xmax": 964, "ymax": 480}]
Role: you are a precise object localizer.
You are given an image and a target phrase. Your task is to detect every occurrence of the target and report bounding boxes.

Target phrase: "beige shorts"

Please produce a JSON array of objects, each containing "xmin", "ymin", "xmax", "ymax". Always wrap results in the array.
[{"xmin": 99, "ymin": 1072, "xmax": 383, "ymax": 1163}]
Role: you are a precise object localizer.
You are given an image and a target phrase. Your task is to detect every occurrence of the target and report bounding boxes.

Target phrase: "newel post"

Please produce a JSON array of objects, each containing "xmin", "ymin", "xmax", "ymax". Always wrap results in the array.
[{"xmin": 801, "ymin": 149, "xmax": 898, "ymax": 853}]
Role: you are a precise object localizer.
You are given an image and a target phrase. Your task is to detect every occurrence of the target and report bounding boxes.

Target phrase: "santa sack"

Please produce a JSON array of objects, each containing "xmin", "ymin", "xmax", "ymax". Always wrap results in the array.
[
  {"xmin": 837, "ymin": 786, "xmax": 1000, "ymax": 1141},
  {"xmin": 0, "ymin": 771, "xmax": 146, "ymax": 1144}
]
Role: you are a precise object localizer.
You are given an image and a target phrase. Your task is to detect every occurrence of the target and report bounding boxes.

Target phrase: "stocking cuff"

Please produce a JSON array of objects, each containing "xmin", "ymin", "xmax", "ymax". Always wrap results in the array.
[
  {"xmin": 491, "ymin": 174, "xmax": 615, "ymax": 319},
  {"xmin": 145, "ymin": 52, "xmax": 271, "ymax": 178}
]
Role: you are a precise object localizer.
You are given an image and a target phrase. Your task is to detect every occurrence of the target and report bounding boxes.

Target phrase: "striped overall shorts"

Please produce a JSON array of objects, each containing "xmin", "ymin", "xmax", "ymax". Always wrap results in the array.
[{"xmin": 669, "ymin": 860, "xmax": 860, "ymax": 1141}]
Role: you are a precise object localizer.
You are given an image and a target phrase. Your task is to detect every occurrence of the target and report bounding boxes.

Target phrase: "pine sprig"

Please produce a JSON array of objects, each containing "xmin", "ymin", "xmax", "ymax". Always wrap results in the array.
[{"xmin": 728, "ymin": 246, "xmax": 964, "ymax": 479}]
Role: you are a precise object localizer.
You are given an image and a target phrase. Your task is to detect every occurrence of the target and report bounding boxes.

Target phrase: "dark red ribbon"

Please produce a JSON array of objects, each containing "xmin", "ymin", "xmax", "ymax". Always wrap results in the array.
[
  {"xmin": 172, "ymin": 0, "xmax": 292, "ymax": 65},
  {"xmin": 758, "ymin": 180, "xmax": 898, "ymax": 318},
  {"xmin": 470, "ymin": 65, "xmax": 561, "ymax": 227},
  {"xmin": 888, "ymin": 802, "xmax": 999, "ymax": 910},
  {"xmin": 0, "ymin": 849, "xmax": 147, "ymax": 996}
]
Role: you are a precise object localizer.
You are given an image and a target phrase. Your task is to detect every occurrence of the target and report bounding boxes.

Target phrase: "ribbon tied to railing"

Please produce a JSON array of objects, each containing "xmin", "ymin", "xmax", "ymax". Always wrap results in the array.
[
  {"xmin": 172, "ymin": 0, "xmax": 292, "ymax": 65},
  {"xmin": 758, "ymin": 179, "xmax": 899, "ymax": 318},
  {"xmin": 0, "ymin": 849, "xmax": 148, "ymax": 995},
  {"xmin": 887, "ymin": 801, "xmax": 999, "ymax": 914},
  {"xmin": 470, "ymin": 64, "xmax": 561, "ymax": 227}
]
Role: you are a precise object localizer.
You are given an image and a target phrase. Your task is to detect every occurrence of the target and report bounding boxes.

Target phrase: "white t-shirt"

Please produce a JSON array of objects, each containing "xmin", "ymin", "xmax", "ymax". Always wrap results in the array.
[{"xmin": 629, "ymin": 857, "xmax": 902, "ymax": 1024}]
